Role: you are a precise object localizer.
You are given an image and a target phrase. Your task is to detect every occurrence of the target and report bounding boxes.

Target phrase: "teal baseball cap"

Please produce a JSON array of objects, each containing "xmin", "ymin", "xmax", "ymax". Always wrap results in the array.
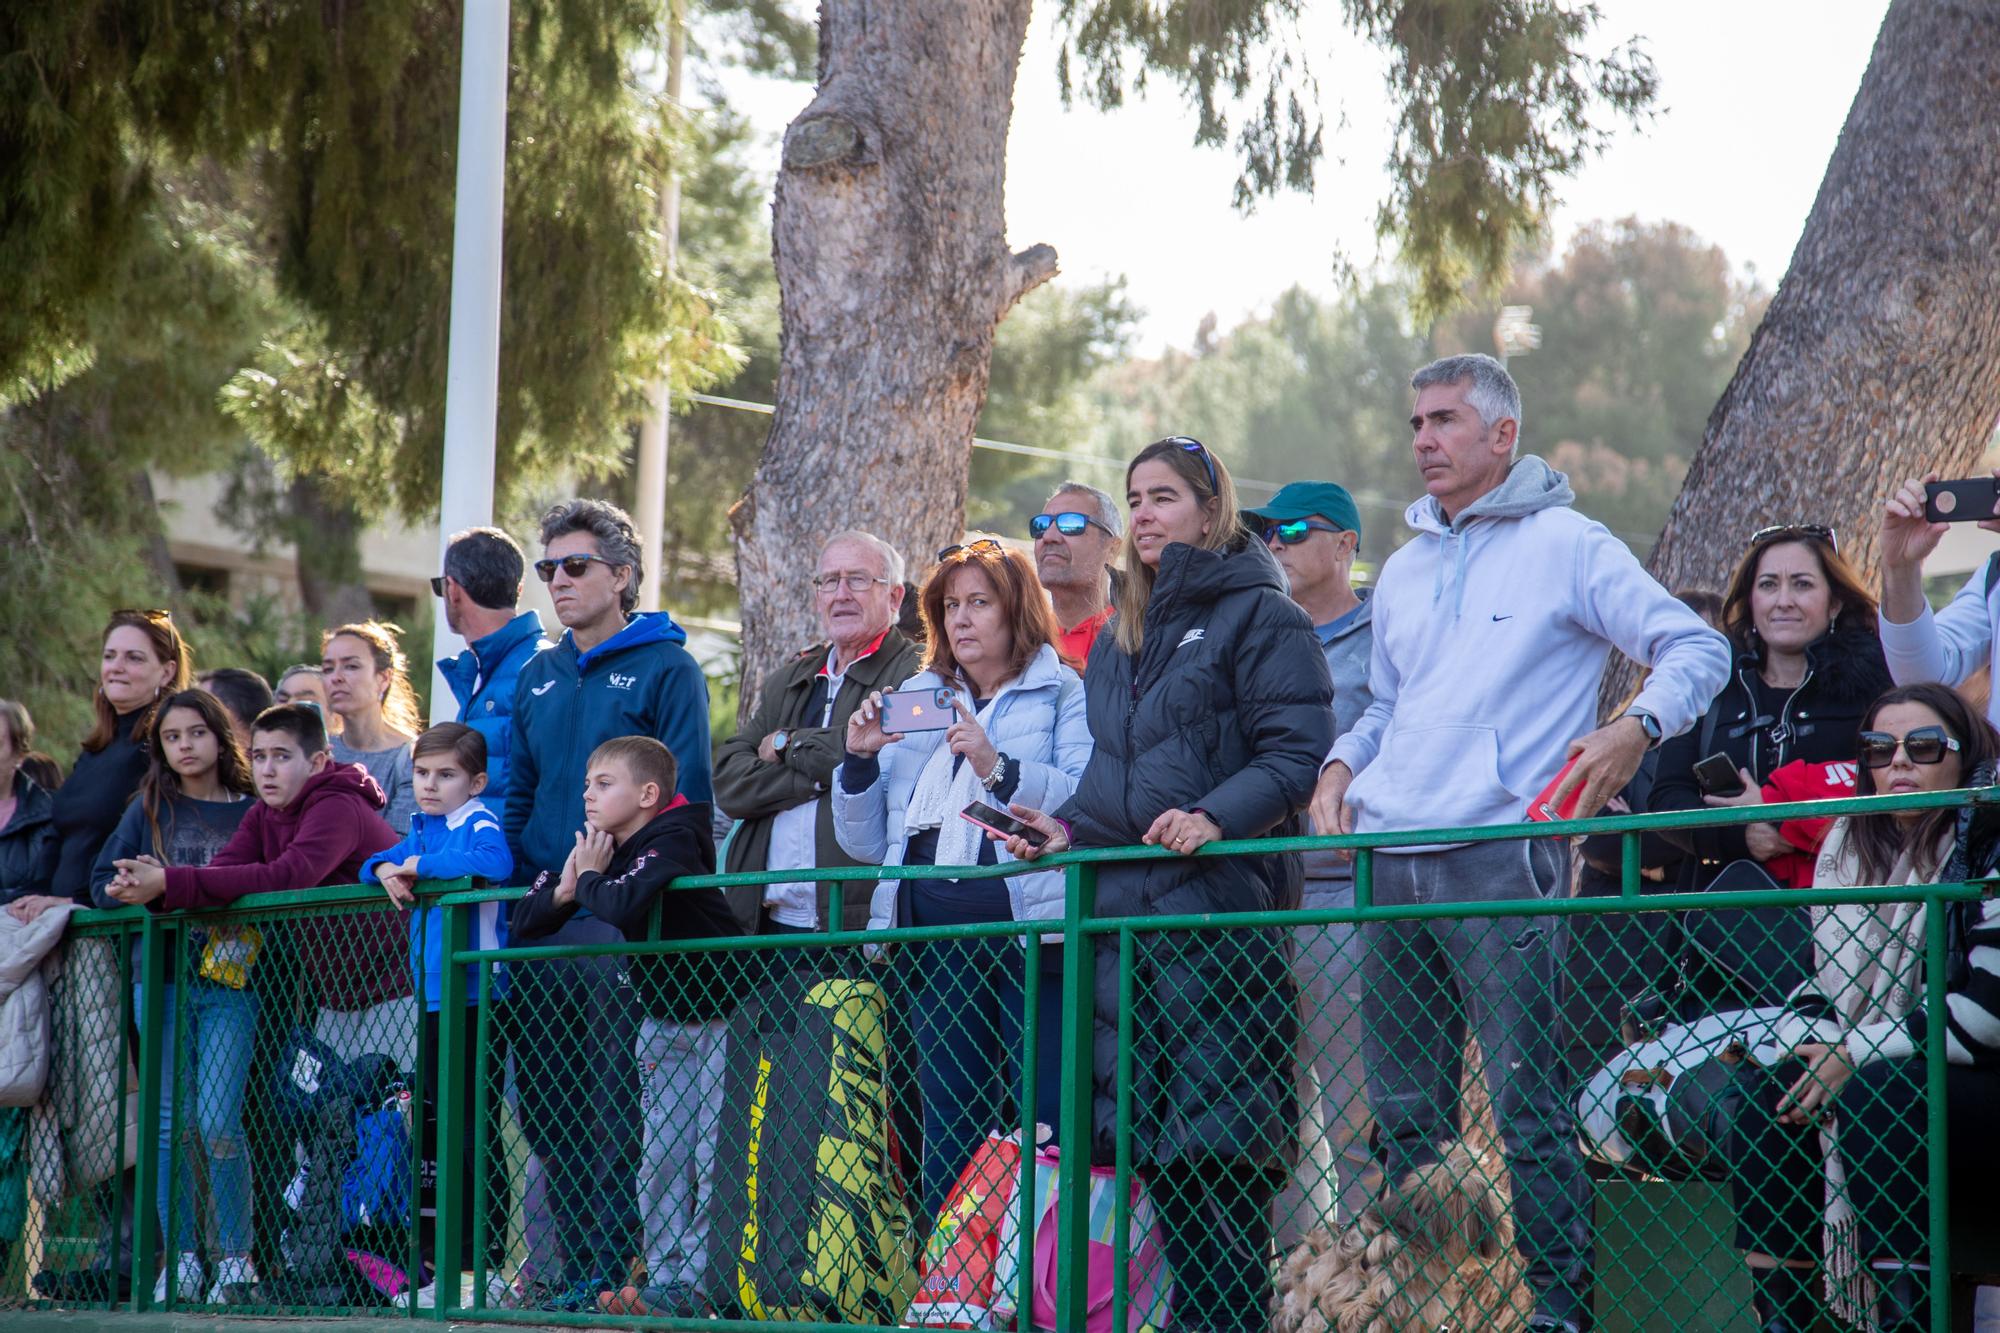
[{"xmin": 1243, "ymin": 481, "xmax": 1362, "ymax": 539}]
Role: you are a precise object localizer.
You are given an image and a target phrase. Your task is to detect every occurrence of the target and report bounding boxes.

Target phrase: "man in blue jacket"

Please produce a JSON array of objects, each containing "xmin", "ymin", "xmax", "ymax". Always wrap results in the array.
[
  {"xmin": 434, "ymin": 526, "xmax": 550, "ymax": 806},
  {"xmin": 502, "ymin": 498, "xmax": 714, "ymax": 1311}
]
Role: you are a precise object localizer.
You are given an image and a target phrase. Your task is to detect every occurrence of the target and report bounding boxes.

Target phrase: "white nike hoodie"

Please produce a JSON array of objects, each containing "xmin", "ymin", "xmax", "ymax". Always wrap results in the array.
[{"xmin": 1329, "ymin": 456, "xmax": 1729, "ymax": 839}]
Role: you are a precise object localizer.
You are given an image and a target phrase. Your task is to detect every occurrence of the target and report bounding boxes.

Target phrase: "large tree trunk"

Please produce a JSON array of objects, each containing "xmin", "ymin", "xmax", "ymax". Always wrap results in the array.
[
  {"xmin": 289, "ymin": 474, "xmax": 375, "ymax": 626},
  {"xmin": 728, "ymin": 0, "xmax": 1057, "ymax": 719},
  {"xmin": 1615, "ymin": 0, "xmax": 2000, "ymax": 708}
]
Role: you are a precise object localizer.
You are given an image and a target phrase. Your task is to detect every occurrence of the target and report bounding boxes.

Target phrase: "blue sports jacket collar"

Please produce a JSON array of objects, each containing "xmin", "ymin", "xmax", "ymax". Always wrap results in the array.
[
  {"xmin": 568, "ymin": 610, "xmax": 689, "ymax": 673},
  {"xmin": 438, "ymin": 610, "xmax": 545, "ymax": 699}
]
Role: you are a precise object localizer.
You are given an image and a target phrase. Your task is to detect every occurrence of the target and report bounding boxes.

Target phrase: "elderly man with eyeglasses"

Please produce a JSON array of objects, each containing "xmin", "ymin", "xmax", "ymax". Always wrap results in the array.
[
  {"xmin": 1030, "ymin": 481, "xmax": 1123, "ymax": 669},
  {"xmin": 713, "ymin": 529, "xmax": 921, "ymax": 938}
]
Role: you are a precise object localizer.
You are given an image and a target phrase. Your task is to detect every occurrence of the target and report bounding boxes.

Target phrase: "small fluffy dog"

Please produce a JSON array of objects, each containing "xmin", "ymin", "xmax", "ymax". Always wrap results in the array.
[{"xmin": 1270, "ymin": 1143, "xmax": 1530, "ymax": 1333}]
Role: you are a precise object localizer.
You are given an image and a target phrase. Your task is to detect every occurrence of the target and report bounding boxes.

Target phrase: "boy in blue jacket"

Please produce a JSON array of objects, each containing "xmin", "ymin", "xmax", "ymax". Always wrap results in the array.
[{"xmin": 360, "ymin": 722, "xmax": 510, "ymax": 1305}]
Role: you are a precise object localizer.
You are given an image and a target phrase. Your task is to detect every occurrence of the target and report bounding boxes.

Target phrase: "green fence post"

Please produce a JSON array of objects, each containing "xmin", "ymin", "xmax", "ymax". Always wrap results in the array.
[
  {"xmin": 433, "ymin": 893, "xmax": 472, "ymax": 1320},
  {"xmin": 1924, "ymin": 890, "xmax": 1951, "ymax": 1333},
  {"xmin": 1620, "ymin": 830, "xmax": 1641, "ymax": 899},
  {"xmin": 131, "ymin": 914, "xmax": 169, "ymax": 1311},
  {"xmin": 470, "ymin": 959, "xmax": 495, "ymax": 1308},
  {"xmin": 1056, "ymin": 858, "xmax": 1098, "ymax": 1332}
]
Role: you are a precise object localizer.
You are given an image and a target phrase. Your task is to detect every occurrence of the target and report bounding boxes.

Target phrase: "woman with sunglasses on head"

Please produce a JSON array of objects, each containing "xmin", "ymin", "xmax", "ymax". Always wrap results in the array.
[
  {"xmin": 1649, "ymin": 528, "xmax": 1892, "ymax": 962},
  {"xmin": 1717, "ymin": 683, "xmax": 2000, "ymax": 1333},
  {"xmin": 35, "ymin": 610, "xmax": 197, "ymax": 914},
  {"xmin": 1003, "ymin": 437, "xmax": 1334, "ymax": 1331},
  {"xmin": 322, "ymin": 622, "xmax": 423, "ymax": 833},
  {"xmin": 834, "ymin": 537, "xmax": 1090, "ymax": 1224}
]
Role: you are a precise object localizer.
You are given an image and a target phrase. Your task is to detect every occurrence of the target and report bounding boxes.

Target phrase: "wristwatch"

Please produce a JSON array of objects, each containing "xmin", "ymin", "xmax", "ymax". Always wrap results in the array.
[
  {"xmin": 1624, "ymin": 709, "xmax": 1663, "ymax": 749},
  {"xmin": 770, "ymin": 729, "xmax": 791, "ymax": 754}
]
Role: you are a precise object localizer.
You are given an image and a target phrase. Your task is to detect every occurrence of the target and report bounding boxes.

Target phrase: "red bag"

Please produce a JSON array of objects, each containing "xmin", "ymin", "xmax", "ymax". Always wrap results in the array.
[{"xmin": 905, "ymin": 1133, "xmax": 1025, "ymax": 1329}]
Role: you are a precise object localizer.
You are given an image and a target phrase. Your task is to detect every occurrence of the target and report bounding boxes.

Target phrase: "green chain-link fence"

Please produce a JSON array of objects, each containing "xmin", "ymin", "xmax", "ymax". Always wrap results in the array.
[{"xmin": 11, "ymin": 789, "xmax": 1987, "ymax": 1331}]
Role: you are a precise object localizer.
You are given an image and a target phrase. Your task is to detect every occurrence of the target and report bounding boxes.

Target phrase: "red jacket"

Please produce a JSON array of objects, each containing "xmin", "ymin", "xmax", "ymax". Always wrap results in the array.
[
  {"xmin": 162, "ymin": 762, "xmax": 407, "ymax": 1010},
  {"xmin": 1759, "ymin": 758, "xmax": 1859, "ymax": 888}
]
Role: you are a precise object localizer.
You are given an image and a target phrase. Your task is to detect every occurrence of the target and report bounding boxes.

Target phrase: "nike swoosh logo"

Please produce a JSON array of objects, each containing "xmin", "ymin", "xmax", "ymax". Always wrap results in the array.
[
  {"xmin": 1491, "ymin": 614, "xmax": 1513, "ymax": 622},
  {"xmin": 531, "ymin": 681, "xmax": 556, "ymax": 696}
]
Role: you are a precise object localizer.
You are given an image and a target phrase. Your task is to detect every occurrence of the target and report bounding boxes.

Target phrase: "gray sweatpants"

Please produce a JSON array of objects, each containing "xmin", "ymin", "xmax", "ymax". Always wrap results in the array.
[
  {"xmin": 1362, "ymin": 838, "xmax": 1591, "ymax": 1326},
  {"xmin": 636, "ymin": 1015, "xmax": 727, "ymax": 1288}
]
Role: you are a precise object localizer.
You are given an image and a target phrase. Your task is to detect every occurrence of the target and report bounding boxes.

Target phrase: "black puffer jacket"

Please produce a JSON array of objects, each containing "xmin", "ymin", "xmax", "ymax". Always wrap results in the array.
[
  {"xmin": 1056, "ymin": 535, "xmax": 1333, "ymax": 1170},
  {"xmin": 0, "ymin": 770, "xmax": 57, "ymax": 904},
  {"xmin": 1649, "ymin": 617, "xmax": 1891, "ymax": 891}
]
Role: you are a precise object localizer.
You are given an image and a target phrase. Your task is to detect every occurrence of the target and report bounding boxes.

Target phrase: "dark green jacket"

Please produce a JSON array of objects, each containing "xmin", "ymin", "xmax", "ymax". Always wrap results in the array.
[{"xmin": 712, "ymin": 629, "xmax": 921, "ymax": 933}]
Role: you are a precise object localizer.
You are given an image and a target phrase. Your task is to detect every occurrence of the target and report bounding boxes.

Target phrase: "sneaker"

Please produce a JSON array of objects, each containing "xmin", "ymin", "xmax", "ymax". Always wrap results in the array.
[
  {"xmin": 391, "ymin": 1280, "xmax": 437, "ymax": 1310},
  {"xmin": 153, "ymin": 1252, "xmax": 203, "ymax": 1304},
  {"xmin": 600, "ymin": 1280, "xmax": 704, "ymax": 1317},
  {"xmin": 541, "ymin": 1276, "xmax": 614, "ymax": 1313},
  {"xmin": 207, "ymin": 1256, "xmax": 257, "ymax": 1306},
  {"xmin": 499, "ymin": 1277, "xmax": 554, "ymax": 1310}
]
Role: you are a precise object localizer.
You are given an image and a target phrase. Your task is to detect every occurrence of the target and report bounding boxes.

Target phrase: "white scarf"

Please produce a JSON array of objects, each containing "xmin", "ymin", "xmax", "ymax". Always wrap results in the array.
[
  {"xmin": 1796, "ymin": 819, "xmax": 1946, "ymax": 1330},
  {"xmin": 901, "ymin": 684, "xmax": 1001, "ymax": 871}
]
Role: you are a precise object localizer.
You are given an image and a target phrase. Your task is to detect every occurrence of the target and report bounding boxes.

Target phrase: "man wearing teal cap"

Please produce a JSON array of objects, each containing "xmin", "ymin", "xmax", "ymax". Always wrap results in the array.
[{"xmin": 1241, "ymin": 480, "xmax": 1378, "ymax": 1231}]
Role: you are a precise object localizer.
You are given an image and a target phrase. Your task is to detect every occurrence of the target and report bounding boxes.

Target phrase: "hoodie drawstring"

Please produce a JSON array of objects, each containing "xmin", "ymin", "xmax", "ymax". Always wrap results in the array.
[{"xmin": 1431, "ymin": 526, "xmax": 1471, "ymax": 619}]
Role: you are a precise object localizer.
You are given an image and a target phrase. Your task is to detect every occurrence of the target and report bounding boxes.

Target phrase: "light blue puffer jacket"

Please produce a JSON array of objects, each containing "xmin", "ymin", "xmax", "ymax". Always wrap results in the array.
[{"xmin": 831, "ymin": 644, "xmax": 1090, "ymax": 931}]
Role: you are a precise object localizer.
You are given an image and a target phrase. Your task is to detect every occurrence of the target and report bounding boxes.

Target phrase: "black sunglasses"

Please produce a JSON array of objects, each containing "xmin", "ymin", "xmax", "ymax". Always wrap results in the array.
[
  {"xmin": 1030, "ymin": 511, "xmax": 1115, "ymax": 540},
  {"xmin": 1751, "ymin": 523, "xmax": 1838, "ymax": 551},
  {"xmin": 1261, "ymin": 519, "xmax": 1344, "ymax": 546},
  {"xmin": 937, "ymin": 537, "xmax": 1005, "ymax": 563},
  {"xmin": 1857, "ymin": 726, "xmax": 1961, "ymax": 768},
  {"xmin": 533, "ymin": 553, "xmax": 621, "ymax": 582},
  {"xmin": 429, "ymin": 576, "xmax": 448, "ymax": 598},
  {"xmin": 1160, "ymin": 435, "xmax": 1217, "ymax": 495}
]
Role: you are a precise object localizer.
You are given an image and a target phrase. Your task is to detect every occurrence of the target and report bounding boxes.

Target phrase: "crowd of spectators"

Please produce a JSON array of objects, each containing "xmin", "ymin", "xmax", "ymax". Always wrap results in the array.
[{"xmin": 2, "ymin": 352, "xmax": 1997, "ymax": 1332}]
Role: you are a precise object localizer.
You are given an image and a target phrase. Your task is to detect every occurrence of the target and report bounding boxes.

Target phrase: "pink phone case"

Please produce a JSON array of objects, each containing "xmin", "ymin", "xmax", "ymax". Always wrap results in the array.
[{"xmin": 881, "ymin": 687, "xmax": 954, "ymax": 733}]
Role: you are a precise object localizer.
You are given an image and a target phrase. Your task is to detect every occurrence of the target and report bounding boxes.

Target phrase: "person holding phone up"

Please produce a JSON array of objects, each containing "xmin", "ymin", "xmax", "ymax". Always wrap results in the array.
[
  {"xmin": 830, "ymin": 537, "xmax": 1089, "ymax": 1223},
  {"xmin": 1650, "ymin": 526, "xmax": 1890, "ymax": 897},
  {"xmin": 1002, "ymin": 437, "xmax": 1333, "ymax": 1333},
  {"xmin": 1879, "ymin": 468, "xmax": 2000, "ymax": 724}
]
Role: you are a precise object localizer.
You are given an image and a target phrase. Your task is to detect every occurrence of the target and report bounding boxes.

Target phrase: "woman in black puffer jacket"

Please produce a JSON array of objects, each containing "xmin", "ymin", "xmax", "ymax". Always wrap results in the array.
[{"xmin": 1006, "ymin": 437, "xmax": 1334, "ymax": 1331}]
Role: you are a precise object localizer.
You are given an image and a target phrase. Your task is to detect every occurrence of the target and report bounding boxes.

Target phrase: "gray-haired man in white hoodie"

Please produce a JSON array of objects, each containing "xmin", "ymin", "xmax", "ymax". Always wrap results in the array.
[{"xmin": 1308, "ymin": 354, "xmax": 1730, "ymax": 1333}]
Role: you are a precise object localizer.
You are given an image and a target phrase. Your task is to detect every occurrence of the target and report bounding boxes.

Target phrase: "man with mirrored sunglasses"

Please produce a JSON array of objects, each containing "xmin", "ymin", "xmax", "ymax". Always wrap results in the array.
[{"xmin": 1030, "ymin": 481, "xmax": 1122, "ymax": 669}]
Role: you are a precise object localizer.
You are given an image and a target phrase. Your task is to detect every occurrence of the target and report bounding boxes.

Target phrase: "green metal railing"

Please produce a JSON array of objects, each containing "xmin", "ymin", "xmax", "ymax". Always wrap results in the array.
[{"xmin": 23, "ymin": 787, "xmax": 1991, "ymax": 1331}]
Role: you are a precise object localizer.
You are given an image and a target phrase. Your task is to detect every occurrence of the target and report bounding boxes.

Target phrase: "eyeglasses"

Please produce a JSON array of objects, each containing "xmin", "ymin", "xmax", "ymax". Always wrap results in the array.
[
  {"xmin": 812, "ymin": 572, "xmax": 891, "ymax": 594},
  {"xmin": 1857, "ymin": 726, "xmax": 1961, "ymax": 768},
  {"xmin": 1261, "ymin": 519, "xmax": 1345, "ymax": 546},
  {"xmin": 429, "ymin": 576, "xmax": 448, "ymax": 598},
  {"xmin": 1160, "ymin": 436, "xmax": 1218, "ymax": 495},
  {"xmin": 1750, "ymin": 523, "xmax": 1838, "ymax": 551},
  {"xmin": 937, "ymin": 537, "xmax": 1005, "ymax": 563},
  {"xmin": 1029, "ymin": 511, "xmax": 1115, "ymax": 540},
  {"xmin": 533, "ymin": 553, "xmax": 621, "ymax": 582},
  {"xmin": 113, "ymin": 607, "xmax": 174, "ymax": 622}
]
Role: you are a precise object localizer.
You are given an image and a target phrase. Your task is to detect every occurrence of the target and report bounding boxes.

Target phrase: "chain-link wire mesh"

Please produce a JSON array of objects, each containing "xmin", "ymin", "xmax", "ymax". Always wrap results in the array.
[{"xmin": 9, "ymin": 813, "xmax": 1980, "ymax": 1331}]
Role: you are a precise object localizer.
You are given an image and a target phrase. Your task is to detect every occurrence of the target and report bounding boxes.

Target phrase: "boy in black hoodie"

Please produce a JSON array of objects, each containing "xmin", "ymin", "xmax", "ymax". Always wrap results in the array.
[{"xmin": 512, "ymin": 737, "xmax": 739, "ymax": 1316}]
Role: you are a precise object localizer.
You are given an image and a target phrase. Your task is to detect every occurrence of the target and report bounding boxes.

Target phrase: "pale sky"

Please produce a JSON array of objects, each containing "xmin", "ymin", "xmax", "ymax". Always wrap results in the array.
[{"xmin": 708, "ymin": 2, "xmax": 1889, "ymax": 354}]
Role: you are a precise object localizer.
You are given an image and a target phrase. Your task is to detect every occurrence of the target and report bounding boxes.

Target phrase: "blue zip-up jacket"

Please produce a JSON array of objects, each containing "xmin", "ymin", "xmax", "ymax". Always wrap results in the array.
[
  {"xmin": 504, "ymin": 611, "xmax": 713, "ymax": 887},
  {"xmin": 437, "ymin": 610, "xmax": 551, "ymax": 807},
  {"xmin": 360, "ymin": 797, "xmax": 511, "ymax": 1010}
]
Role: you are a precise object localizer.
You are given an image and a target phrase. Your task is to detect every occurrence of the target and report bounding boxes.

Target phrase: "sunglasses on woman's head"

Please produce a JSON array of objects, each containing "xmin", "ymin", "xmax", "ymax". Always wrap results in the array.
[
  {"xmin": 1029, "ymin": 511, "xmax": 1114, "ymax": 539},
  {"xmin": 1160, "ymin": 436, "xmax": 1217, "ymax": 494},
  {"xmin": 1857, "ymin": 726, "xmax": 1961, "ymax": 768},
  {"xmin": 937, "ymin": 537, "xmax": 1005, "ymax": 563},
  {"xmin": 533, "ymin": 553, "xmax": 620, "ymax": 582},
  {"xmin": 1750, "ymin": 523, "xmax": 1838, "ymax": 551},
  {"xmin": 1261, "ymin": 519, "xmax": 1344, "ymax": 546}
]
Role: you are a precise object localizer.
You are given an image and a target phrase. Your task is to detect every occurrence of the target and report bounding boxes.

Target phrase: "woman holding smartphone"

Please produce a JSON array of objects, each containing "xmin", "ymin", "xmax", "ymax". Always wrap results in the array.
[
  {"xmin": 1652, "ymin": 526, "xmax": 1889, "ymax": 888},
  {"xmin": 832, "ymin": 538, "xmax": 1089, "ymax": 1222},
  {"xmin": 1004, "ymin": 437, "xmax": 1333, "ymax": 1331}
]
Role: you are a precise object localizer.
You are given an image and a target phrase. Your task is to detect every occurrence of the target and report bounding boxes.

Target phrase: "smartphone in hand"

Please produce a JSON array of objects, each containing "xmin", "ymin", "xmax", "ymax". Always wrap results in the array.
[
  {"xmin": 959, "ymin": 799, "xmax": 1048, "ymax": 848},
  {"xmin": 879, "ymin": 686, "xmax": 956, "ymax": 733},
  {"xmin": 1924, "ymin": 477, "xmax": 2000, "ymax": 524},
  {"xmin": 1526, "ymin": 756, "xmax": 1585, "ymax": 823},
  {"xmin": 1694, "ymin": 752, "xmax": 1748, "ymax": 797}
]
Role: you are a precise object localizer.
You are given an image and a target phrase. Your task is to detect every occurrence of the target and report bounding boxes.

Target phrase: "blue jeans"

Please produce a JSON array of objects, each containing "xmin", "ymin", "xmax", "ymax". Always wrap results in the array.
[
  {"xmin": 139, "ymin": 982, "xmax": 258, "ymax": 1254},
  {"xmin": 907, "ymin": 930, "xmax": 1063, "ymax": 1223}
]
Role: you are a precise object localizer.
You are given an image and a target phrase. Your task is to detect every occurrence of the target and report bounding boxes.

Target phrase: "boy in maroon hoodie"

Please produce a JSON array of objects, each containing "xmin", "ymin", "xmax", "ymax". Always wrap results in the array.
[{"xmin": 110, "ymin": 702, "xmax": 412, "ymax": 1066}]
